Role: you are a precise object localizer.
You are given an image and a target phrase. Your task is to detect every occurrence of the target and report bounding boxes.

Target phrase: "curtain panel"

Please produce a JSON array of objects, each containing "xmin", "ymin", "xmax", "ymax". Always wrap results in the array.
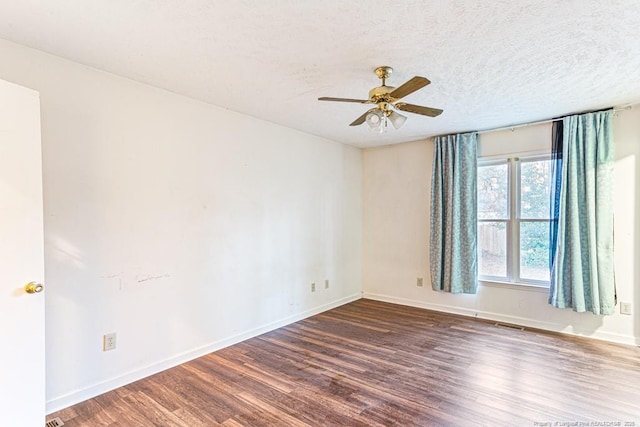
[
  {"xmin": 430, "ymin": 132, "xmax": 478, "ymax": 294},
  {"xmin": 549, "ymin": 110, "xmax": 616, "ymax": 315}
]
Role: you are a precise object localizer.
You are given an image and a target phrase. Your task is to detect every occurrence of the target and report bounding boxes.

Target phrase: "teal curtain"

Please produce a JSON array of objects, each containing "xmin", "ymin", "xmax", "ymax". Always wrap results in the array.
[
  {"xmin": 430, "ymin": 132, "xmax": 478, "ymax": 294},
  {"xmin": 549, "ymin": 110, "xmax": 616, "ymax": 315}
]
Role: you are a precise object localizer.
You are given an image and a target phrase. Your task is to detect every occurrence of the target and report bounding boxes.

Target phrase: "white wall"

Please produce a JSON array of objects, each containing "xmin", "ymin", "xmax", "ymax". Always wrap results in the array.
[
  {"xmin": 0, "ymin": 39, "xmax": 362, "ymax": 412},
  {"xmin": 363, "ymin": 107, "xmax": 640, "ymax": 346}
]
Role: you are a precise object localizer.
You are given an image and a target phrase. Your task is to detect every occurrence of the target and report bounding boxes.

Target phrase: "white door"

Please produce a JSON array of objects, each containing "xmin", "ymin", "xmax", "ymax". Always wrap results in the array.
[{"xmin": 0, "ymin": 79, "xmax": 45, "ymax": 425}]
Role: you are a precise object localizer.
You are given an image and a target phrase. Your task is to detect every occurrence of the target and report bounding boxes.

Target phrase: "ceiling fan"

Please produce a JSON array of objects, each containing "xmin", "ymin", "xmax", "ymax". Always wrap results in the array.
[{"xmin": 318, "ymin": 66, "xmax": 443, "ymax": 132}]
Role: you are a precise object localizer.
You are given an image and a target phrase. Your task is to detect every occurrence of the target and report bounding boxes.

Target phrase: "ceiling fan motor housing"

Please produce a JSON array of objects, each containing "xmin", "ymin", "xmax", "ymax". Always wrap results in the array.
[{"xmin": 369, "ymin": 85, "xmax": 395, "ymax": 104}]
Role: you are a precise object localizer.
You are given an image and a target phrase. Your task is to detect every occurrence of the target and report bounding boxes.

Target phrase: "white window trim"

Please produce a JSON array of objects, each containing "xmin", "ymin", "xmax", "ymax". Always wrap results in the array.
[
  {"xmin": 478, "ymin": 151, "xmax": 552, "ymax": 287},
  {"xmin": 479, "ymin": 279, "xmax": 549, "ymax": 293}
]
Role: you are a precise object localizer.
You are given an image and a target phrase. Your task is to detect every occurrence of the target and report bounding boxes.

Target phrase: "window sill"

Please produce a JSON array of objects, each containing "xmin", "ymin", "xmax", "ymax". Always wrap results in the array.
[{"xmin": 479, "ymin": 279, "xmax": 549, "ymax": 293}]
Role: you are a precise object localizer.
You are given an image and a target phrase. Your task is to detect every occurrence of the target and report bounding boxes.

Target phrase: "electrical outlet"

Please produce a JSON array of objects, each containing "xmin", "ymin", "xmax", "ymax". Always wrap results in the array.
[
  {"xmin": 417, "ymin": 277, "xmax": 424, "ymax": 287},
  {"xmin": 311, "ymin": 283, "xmax": 316, "ymax": 292},
  {"xmin": 620, "ymin": 302, "xmax": 632, "ymax": 315},
  {"xmin": 325, "ymin": 279, "xmax": 329, "ymax": 289},
  {"xmin": 103, "ymin": 333, "xmax": 117, "ymax": 351}
]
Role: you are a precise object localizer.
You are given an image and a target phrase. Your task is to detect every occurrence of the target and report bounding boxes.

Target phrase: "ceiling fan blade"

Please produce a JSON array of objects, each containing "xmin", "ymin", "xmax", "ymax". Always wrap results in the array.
[
  {"xmin": 389, "ymin": 76, "xmax": 431, "ymax": 100},
  {"xmin": 349, "ymin": 111, "xmax": 369, "ymax": 126},
  {"xmin": 395, "ymin": 102, "xmax": 443, "ymax": 117},
  {"xmin": 318, "ymin": 97, "xmax": 370, "ymax": 104}
]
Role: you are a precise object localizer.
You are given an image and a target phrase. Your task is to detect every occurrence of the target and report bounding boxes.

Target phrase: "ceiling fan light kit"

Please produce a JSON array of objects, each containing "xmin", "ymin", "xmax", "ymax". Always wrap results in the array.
[
  {"xmin": 364, "ymin": 108, "xmax": 407, "ymax": 133},
  {"xmin": 365, "ymin": 109, "xmax": 384, "ymax": 129},
  {"xmin": 318, "ymin": 66, "xmax": 443, "ymax": 132},
  {"xmin": 388, "ymin": 110, "xmax": 407, "ymax": 129}
]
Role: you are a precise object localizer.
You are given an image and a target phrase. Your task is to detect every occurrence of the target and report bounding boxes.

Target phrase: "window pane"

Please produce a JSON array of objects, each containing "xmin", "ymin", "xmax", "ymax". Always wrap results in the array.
[
  {"xmin": 478, "ymin": 164, "xmax": 508, "ymax": 219},
  {"xmin": 520, "ymin": 160, "xmax": 551, "ymax": 219},
  {"xmin": 520, "ymin": 221, "xmax": 550, "ymax": 282},
  {"xmin": 478, "ymin": 221, "xmax": 507, "ymax": 278}
]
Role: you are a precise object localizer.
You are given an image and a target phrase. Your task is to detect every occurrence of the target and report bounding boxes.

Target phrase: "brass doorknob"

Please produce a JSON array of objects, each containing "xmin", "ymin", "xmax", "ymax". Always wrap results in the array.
[{"xmin": 25, "ymin": 282, "xmax": 44, "ymax": 294}]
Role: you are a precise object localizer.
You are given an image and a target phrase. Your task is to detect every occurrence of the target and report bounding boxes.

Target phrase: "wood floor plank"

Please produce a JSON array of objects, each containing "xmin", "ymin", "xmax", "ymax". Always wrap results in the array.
[
  {"xmin": 235, "ymin": 392, "xmax": 311, "ymax": 427},
  {"xmin": 48, "ymin": 299, "xmax": 640, "ymax": 426}
]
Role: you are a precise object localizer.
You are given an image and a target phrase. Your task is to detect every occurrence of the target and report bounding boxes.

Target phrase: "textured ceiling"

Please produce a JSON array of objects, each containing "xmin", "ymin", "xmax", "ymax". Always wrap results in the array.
[{"xmin": 0, "ymin": 0, "xmax": 639, "ymax": 147}]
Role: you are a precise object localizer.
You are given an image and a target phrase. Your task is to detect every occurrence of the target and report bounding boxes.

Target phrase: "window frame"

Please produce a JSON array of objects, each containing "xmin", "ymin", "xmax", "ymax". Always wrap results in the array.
[
  {"xmin": 477, "ymin": 151, "xmax": 552, "ymax": 287},
  {"xmin": 477, "ymin": 157, "xmax": 511, "ymax": 282}
]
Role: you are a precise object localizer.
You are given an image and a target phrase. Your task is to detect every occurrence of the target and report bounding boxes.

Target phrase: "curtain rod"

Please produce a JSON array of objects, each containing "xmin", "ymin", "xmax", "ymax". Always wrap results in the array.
[
  {"xmin": 433, "ymin": 104, "xmax": 635, "ymax": 138},
  {"xmin": 476, "ymin": 105, "xmax": 633, "ymax": 135}
]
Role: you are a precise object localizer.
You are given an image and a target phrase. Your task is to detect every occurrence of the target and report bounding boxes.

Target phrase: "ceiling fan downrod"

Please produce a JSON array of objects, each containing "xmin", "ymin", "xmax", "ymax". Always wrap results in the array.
[{"xmin": 374, "ymin": 66, "xmax": 393, "ymax": 86}]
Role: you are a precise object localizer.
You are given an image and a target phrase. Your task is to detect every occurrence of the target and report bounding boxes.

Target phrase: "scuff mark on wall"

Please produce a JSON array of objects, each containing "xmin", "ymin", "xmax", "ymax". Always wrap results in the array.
[
  {"xmin": 99, "ymin": 273, "xmax": 122, "ymax": 279},
  {"xmin": 136, "ymin": 274, "xmax": 171, "ymax": 283}
]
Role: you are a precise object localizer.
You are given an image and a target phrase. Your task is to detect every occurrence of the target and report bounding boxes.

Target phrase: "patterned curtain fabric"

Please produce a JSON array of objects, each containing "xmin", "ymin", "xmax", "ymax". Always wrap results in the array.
[
  {"xmin": 430, "ymin": 132, "xmax": 478, "ymax": 294},
  {"xmin": 548, "ymin": 110, "xmax": 616, "ymax": 315}
]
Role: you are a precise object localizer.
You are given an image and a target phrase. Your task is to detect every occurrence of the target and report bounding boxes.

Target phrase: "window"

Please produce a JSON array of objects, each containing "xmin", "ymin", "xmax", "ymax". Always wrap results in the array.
[{"xmin": 477, "ymin": 155, "xmax": 552, "ymax": 285}]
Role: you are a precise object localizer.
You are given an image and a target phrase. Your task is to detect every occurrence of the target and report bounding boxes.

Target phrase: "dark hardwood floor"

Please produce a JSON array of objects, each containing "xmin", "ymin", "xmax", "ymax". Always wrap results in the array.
[{"xmin": 50, "ymin": 299, "xmax": 640, "ymax": 426}]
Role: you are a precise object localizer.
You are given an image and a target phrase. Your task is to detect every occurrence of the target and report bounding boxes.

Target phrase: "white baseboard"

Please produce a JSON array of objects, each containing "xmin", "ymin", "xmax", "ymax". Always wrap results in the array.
[
  {"xmin": 363, "ymin": 292, "xmax": 639, "ymax": 347},
  {"xmin": 46, "ymin": 293, "xmax": 361, "ymax": 414}
]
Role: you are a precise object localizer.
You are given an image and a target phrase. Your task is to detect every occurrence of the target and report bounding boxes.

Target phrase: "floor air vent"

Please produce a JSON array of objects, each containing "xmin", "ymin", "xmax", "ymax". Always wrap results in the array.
[
  {"xmin": 494, "ymin": 322, "xmax": 525, "ymax": 331},
  {"xmin": 45, "ymin": 417, "xmax": 64, "ymax": 427}
]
